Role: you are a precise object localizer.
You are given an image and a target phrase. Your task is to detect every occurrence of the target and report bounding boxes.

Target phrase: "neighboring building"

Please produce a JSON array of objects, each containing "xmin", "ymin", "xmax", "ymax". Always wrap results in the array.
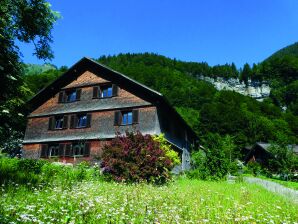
[
  {"xmin": 23, "ymin": 57, "xmax": 198, "ymax": 170},
  {"xmin": 244, "ymin": 142, "xmax": 298, "ymax": 166}
]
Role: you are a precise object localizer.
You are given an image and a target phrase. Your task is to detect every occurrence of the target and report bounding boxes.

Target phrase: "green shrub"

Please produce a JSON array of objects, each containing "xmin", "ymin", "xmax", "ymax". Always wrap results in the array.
[
  {"xmin": 101, "ymin": 131, "xmax": 174, "ymax": 184},
  {"xmin": 153, "ymin": 134, "xmax": 181, "ymax": 166},
  {"xmin": 187, "ymin": 134, "xmax": 236, "ymax": 180}
]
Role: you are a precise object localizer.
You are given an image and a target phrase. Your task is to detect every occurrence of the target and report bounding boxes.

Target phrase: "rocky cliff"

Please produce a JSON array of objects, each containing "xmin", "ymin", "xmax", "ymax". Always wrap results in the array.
[{"xmin": 198, "ymin": 76, "xmax": 271, "ymax": 101}]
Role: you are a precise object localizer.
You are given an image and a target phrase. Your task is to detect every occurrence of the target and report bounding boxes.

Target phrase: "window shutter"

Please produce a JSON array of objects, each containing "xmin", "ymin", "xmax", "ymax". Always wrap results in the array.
[
  {"xmin": 84, "ymin": 142, "xmax": 91, "ymax": 157},
  {"xmin": 92, "ymin": 86, "xmax": 99, "ymax": 98},
  {"xmin": 63, "ymin": 115, "xmax": 68, "ymax": 129},
  {"xmin": 112, "ymin": 84, "xmax": 119, "ymax": 96},
  {"xmin": 48, "ymin": 117, "xmax": 54, "ymax": 130},
  {"xmin": 58, "ymin": 144, "xmax": 65, "ymax": 157},
  {"xmin": 132, "ymin": 109, "xmax": 139, "ymax": 124},
  {"xmin": 76, "ymin": 89, "xmax": 81, "ymax": 101},
  {"xmin": 114, "ymin": 111, "xmax": 121, "ymax": 125},
  {"xmin": 40, "ymin": 144, "xmax": 48, "ymax": 158},
  {"xmin": 86, "ymin": 114, "xmax": 92, "ymax": 127},
  {"xmin": 70, "ymin": 115, "xmax": 75, "ymax": 129},
  {"xmin": 65, "ymin": 144, "xmax": 72, "ymax": 157},
  {"xmin": 58, "ymin": 91, "xmax": 64, "ymax": 103}
]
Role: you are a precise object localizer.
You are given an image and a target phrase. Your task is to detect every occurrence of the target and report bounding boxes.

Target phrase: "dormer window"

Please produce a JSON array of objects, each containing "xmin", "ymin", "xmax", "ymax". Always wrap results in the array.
[
  {"xmin": 66, "ymin": 90, "xmax": 77, "ymax": 102},
  {"xmin": 101, "ymin": 85, "xmax": 113, "ymax": 98},
  {"xmin": 93, "ymin": 84, "xmax": 118, "ymax": 99},
  {"xmin": 58, "ymin": 89, "xmax": 81, "ymax": 103}
]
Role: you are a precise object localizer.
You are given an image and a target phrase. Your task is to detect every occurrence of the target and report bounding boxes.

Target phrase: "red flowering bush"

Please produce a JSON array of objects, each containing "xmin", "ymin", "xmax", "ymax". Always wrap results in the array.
[{"xmin": 101, "ymin": 131, "xmax": 174, "ymax": 184}]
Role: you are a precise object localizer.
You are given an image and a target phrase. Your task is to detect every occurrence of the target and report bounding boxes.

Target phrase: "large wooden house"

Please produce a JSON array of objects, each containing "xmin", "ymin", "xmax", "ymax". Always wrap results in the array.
[{"xmin": 23, "ymin": 57, "xmax": 198, "ymax": 170}]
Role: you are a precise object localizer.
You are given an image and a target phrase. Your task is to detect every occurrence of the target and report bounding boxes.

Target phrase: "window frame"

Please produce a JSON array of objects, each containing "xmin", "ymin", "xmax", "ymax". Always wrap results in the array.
[
  {"xmin": 54, "ymin": 116, "xmax": 64, "ymax": 129},
  {"xmin": 93, "ymin": 84, "xmax": 118, "ymax": 99},
  {"xmin": 76, "ymin": 114, "xmax": 87, "ymax": 128},
  {"xmin": 114, "ymin": 109, "xmax": 139, "ymax": 126},
  {"xmin": 65, "ymin": 89, "xmax": 77, "ymax": 102},
  {"xmin": 121, "ymin": 111, "xmax": 133, "ymax": 125},
  {"xmin": 48, "ymin": 143, "xmax": 59, "ymax": 157}
]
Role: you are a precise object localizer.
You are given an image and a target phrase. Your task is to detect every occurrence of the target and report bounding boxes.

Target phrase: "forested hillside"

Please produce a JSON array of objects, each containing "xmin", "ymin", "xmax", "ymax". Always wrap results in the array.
[
  {"xmin": 96, "ymin": 53, "xmax": 297, "ymax": 148},
  {"xmin": 2, "ymin": 42, "xmax": 298, "ymax": 157}
]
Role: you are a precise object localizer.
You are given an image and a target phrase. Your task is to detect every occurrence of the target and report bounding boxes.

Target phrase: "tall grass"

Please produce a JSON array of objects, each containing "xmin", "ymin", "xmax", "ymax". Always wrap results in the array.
[
  {"xmin": 1, "ymin": 158, "xmax": 297, "ymax": 223},
  {"xmin": 0, "ymin": 158, "xmax": 99, "ymax": 186}
]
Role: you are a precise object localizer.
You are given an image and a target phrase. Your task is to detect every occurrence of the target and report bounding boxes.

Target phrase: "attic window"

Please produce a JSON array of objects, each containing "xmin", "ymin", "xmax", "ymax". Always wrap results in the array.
[
  {"xmin": 58, "ymin": 89, "xmax": 81, "ymax": 103},
  {"xmin": 66, "ymin": 90, "xmax": 77, "ymax": 102},
  {"xmin": 101, "ymin": 85, "xmax": 113, "ymax": 98},
  {"xmin": 93, "ymin": 84, "xmax": 118, "ymax": 99}
]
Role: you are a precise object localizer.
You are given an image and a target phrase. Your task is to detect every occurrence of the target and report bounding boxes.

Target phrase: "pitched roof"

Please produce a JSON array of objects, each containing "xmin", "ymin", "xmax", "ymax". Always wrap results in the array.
[{"xmin": 27, "ymin": 57, "xmax": 198, "ymax": 142}]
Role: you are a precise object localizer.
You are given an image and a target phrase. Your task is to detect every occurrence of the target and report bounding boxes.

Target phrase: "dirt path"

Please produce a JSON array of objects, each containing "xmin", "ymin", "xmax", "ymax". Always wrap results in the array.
[{"xmin": 245, "ymin": 177, "xmax": 298, "ymax": 204}]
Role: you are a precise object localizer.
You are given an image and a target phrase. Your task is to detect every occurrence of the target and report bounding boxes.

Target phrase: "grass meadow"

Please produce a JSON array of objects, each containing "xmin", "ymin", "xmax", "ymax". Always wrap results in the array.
[{"xmin": 1, "ymin": 178, "xmax": 297, "ymax": 223}]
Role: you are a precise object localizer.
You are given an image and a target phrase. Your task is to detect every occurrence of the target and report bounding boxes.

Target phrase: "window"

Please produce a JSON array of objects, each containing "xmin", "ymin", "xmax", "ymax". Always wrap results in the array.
[
  {"xmin": 77, "ymin": 114, "xmax": 87, "ymax": 128},
  {"xmin": 55, "ymin": 116, "xmax": 64, "ymax": 129},
  {"xmin": 72, "ymin": 142, "xmax": 91, "ymax": 157},
  {"xmin": 70, "ymin": 114, "xmax": 91, "ymax": 128},
  {"xmin": 101, "ymin": 85, "xmax": 113, "ymax": 98},
  {"xmin": 122, "ymin": 111, "xmax": 133, "ymax": 125},
  {"xmin": 66, "ymin": 90, "xmax": 77, "ymax": 102},
  {"xmin": 48, "ymin": 143, "xmax": 59, "ymax": 157},
  {"xmin": 92, "ymin": 84, "xmax": 118, "ymax": 99},
  {"xmin": 72, "ymin": 143, "xmax": 84, "ymax": 156},
  {"xmin": 114, "ymin": 109, "xmax": 139, "ymax": 126},
  {"xmin": 58, "ymin": 89, "xmax": 81, "ymax": 103},
  {"xmin": 40, "ymin": 142, "xmax": 90, "ymax": 158},
  {"xmin": 49, "ymin": 115, "xmax": 68, "ymax": 130}
]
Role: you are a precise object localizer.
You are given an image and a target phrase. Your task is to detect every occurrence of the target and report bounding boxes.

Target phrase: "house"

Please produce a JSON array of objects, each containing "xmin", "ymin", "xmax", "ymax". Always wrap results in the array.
[
  {"xmin": 244, "ymin": 142, "xmax": 298, "ymax": 166},
  {"xmin": 22, "ymin": 57, "xmax": 198, "ymax": 170}
]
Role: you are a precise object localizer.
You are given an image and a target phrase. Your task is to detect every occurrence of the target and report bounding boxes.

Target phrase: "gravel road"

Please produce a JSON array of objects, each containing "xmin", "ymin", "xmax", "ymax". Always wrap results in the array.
[{"xmin": 245, "ymin": 177, "xmax": 298, "ymax": 204}]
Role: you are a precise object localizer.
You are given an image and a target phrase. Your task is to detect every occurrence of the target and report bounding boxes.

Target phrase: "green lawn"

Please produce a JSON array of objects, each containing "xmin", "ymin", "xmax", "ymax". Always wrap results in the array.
[{"xmin": 1, "ymin": 178, "xmax": 297, "ymax": 223}]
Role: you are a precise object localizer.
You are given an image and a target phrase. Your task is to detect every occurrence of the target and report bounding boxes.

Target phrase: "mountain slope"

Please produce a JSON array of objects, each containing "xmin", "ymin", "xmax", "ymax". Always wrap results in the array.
[{"xmin": 265, "ymin": 42, "xmax": 298, "ymax": 62}]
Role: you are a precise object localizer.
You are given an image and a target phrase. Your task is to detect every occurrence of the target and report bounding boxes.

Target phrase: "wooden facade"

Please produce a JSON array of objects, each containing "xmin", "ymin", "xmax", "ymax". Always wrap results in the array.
[{"xmin": 23, "ymin": 58, "xmax": 198, "ymax": 169}]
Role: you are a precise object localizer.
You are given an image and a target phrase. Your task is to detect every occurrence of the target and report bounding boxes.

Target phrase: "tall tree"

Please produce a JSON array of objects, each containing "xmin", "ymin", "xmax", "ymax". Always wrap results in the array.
[
  {"xmin": 0, "ymin": 0, "xmax": 59, "ymax": 152},
  {"xmin": 240, "ymin": 63, "xmax": 251, "ymax": 85}
]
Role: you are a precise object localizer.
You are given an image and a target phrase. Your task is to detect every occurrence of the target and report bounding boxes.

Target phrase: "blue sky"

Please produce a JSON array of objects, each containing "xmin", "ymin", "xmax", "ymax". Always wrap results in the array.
[{"xmin": 19, "ymin": 0, "xmax": 298, "ymax": 68}]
